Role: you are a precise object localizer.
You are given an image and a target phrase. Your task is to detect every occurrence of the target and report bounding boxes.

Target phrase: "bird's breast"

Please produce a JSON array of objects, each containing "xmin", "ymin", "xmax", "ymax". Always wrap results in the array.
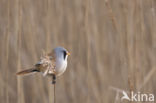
[{"xmin": 55, "ymin": 59, "xmax": 67, "ymax": 76}]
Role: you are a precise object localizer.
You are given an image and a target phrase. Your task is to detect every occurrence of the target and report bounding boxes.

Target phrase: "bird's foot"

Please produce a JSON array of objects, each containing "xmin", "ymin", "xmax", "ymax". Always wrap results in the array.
[
  {"xmin": 52, "ymin": 74, "xmax": 56, "ymax": 84},
  {"xmin": 53, "ymin": 75, "xmax": 56, "ymax": 80},
  {"xmin": 52, "ymin": 80, "xmax": 56, "ymax": 84}
]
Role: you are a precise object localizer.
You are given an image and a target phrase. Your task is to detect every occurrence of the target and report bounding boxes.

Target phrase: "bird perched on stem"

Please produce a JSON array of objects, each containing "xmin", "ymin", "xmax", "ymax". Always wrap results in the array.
[{"xmin": 16, "ymin": 47, "xmax": 70, "ymax": 84}]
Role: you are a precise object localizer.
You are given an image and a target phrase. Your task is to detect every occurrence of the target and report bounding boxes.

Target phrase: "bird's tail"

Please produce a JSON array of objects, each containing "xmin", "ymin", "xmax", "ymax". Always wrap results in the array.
[{"xmin": 16, "ymin": 68, "xmax": 39, "ymax": 75}]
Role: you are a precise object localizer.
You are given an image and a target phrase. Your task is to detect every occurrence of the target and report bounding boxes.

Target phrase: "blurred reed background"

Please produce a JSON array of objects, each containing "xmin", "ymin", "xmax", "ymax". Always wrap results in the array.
[{"xmin": 0, "ymin": 0, "xmax": 156, "ymax": 103}]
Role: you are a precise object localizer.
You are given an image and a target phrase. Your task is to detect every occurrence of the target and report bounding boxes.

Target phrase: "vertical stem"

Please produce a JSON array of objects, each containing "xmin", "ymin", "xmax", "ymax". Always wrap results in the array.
[
  {"xmin": 53, "ymin": 84, "xmax": 56, "ymax": 103},
  {"xmin": 84, "ymin": 0, "xmax": 90, "ymax": 102},
  {"xmin": 6, "ymin": 0, "xmax": 10, "ymax": 102},
  {"xmin": 52, "ymin": 74, "xmax": 56, "ymax": 103},
  {"xmin": 105, "ymin": 0, "xmax": 119, "ymax": 34},
  {"xmin": 16, "ymin": 0, "xmax": 24, "ymax": 103},
  {"xmin": 46, "ymin": 0, "xmax": 51, "ymax": 51}
]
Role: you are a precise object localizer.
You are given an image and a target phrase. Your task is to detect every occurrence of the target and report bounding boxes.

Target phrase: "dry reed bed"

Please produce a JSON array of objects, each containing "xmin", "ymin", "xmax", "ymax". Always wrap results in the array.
[{"xmin": 0, "ymin": 0, "xmax": 156, "ymax": 103}]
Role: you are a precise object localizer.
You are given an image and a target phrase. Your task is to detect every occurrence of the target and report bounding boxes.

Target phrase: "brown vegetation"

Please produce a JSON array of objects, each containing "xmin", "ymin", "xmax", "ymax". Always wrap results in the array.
[{"xmin": 0, "ymin": 0, "xmax": 156, "ymax": 103}]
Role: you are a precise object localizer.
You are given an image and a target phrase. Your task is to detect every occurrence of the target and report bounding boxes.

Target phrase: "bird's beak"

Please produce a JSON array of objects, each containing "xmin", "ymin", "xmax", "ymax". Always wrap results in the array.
[{"xmin": 67, "ymin": 52, "xmax": 70, "ymax": 56}]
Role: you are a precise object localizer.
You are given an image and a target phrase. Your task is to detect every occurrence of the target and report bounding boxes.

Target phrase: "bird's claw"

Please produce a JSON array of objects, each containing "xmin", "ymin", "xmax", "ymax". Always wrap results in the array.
[{"xmin": 52, "ymin": 74, "xmax": 56, "ymax": 84}]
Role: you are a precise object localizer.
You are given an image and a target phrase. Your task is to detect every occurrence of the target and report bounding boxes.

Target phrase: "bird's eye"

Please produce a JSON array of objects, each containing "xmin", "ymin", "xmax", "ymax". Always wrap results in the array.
[{"xmin": 63, "ymin": 50, "xmax": 67, "ymax": 60}]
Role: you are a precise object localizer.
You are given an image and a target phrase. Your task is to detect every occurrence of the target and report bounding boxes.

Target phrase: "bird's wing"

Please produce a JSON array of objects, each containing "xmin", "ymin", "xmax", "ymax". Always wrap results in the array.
[{"xmin": 35, "ymin": 54, "xmax": 56, "ymax": 76}]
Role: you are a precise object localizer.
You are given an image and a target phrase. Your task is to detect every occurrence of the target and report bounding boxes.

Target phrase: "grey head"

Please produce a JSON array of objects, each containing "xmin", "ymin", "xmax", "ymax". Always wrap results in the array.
[{"xmin": 53, "ymin": 47, "xmax": 70, "ymax": 61}]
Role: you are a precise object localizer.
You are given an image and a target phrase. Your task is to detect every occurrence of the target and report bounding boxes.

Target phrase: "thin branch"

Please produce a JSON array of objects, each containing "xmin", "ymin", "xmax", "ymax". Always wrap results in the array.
[
  {"xmin": 52, "ymin": 74, "xmax": 56, "ymax": 103},
  {"xmin": 54, "ymin": 83, "xmax": 56, "ymax": 103}
]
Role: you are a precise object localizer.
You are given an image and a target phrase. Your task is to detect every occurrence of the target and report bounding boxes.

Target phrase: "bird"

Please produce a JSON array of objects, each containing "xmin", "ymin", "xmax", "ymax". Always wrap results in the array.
[{"xmin": 16, "ymin": 47, "xmax": 70, "ymax": 84}]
